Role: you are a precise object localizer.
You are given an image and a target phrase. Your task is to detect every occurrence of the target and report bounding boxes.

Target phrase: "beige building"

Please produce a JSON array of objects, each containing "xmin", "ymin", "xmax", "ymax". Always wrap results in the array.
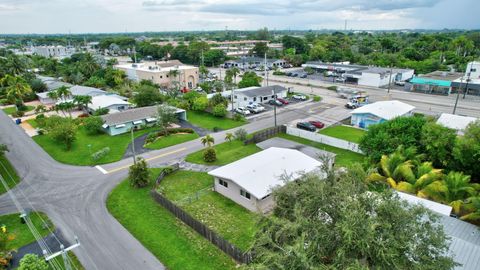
[{"xmin": 115, "ymin": 60, "xmax": 199, "ymax": 90}]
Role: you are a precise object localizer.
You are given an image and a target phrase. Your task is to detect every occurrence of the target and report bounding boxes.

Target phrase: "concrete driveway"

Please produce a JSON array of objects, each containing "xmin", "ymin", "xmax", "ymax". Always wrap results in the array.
[{"xmin": 257, "ymin": 137, "xmax": 335, "ymax": 161}]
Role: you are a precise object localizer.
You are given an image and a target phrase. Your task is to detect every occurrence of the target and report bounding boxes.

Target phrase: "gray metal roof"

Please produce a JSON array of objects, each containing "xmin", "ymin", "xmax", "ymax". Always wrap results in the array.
[
  {"xmin": 236, "ymin": 85, "xmax": 287, "ymax": 98},
  {"xmin": 439, "ymin": 215, "xmax": 480, "ymax": 269},
  {"xmin": 101, "ymin": 105, "xmax": 185, "ymax": 126}
]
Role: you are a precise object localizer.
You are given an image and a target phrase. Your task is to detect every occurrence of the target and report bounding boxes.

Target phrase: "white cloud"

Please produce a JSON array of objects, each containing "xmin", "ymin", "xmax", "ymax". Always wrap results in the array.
[{"xmin": 0, "ymin": 0, "xmax": 477, "ymax": 33}]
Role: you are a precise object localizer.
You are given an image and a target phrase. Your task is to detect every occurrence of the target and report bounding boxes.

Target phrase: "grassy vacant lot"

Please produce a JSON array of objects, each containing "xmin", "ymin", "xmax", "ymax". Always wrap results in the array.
[
  {"xmin": 0, "ymin": 212, "xmax": 84, "ymax": 269},
  {"xmin": 278, "ymin": 133, "xmax": 365, "ymax": 167},
  {"xmin": 33, "ymin": 126, "xmax": 156, "ymax": 166},
  {"xmin": 0, "ymin": 155, "xmax": 20, "ymax": 195},
  {"xmin": 185, "ymin": 140, "xmax": 261, "ymax": 166},
  {"xmin": 107, "ymin": 169, "xmax": 236, "ymax": 270},
  {"xmin": 2, "ymin": 105, "xmax": 35, "ymax": 115},
  {"xmin": 187, "ymin": 110, "xmax": 245, "ymax": 131},
  {"xmin": 159, "ymin": 171, "xmax": 259, "ymax": 251},
  {"xmin": 318, "ymin": 125, "xmax": 366, "ymax": 144},
  {"xmin": 144, "ymin": 132, "xmax": 199, "ymax": 150}
]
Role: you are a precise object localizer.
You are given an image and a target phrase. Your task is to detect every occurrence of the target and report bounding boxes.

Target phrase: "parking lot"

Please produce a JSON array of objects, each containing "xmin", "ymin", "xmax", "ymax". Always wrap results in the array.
[{"xmin": 235, "ymin": 95, "xmax": 311, "ymax": 119}]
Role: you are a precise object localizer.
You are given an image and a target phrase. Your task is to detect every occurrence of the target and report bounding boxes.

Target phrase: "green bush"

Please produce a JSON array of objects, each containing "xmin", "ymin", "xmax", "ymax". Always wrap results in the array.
[
  {"xmin": 233, "ymin": 114, "xmax": 245, "ymax": 122},
  {"xmin": 313, "ymin": 95, "xmax": 322, "ymax": 102},
  {"xmin": 93, "ymin": 107, "xmax": 109, "ymax": 116},
  {"xmin": 212, "ymin": 104, "xmax": 227, "ymax": 117},
  {"xmin": 192, "ymin": 96, "xmax": 209, "ymax": 111},
  {"xmin": 11, "ymin": 110, "xmax": 25, "ymax": 117},
  {"xmin": 203, "ymin": 147, "xmax": 217, "ymax": 162},
  {"xmin": 326, "ymin": 86, "xmax": 337, "ymax": 91},
  {"xmin": 273, "ymin": 71, "xmax": 286, "ymax": 76},
  {"xmin": 91, "ymin": 147, "xmax": 110, "ymax": 161},
  {"xmin": 84, "ymin": 116, "xmax": 104, "ymax": 135},
  {"xmin": 234, "ymin": 128, "xmax": 248, "ymax": 141},
  {"xmin": 35, "ymin": 114, "xmax": 46, "ymax": 128},
  {"xmin": 129, "ymin": 158, "xmax": 150, "ymax": 188}
]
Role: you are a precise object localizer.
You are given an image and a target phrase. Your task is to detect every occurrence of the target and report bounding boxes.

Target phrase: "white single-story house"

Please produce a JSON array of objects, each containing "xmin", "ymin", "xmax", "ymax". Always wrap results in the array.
[
  {"xmin": 436, "ymin": 113, "xmax": 477, "ymax": 135},
  {"xmin": 37, "ymin": 85, "xmax": 109, "ymax": 104},
  {"xmin": 233, "ymin": 85, "xmax": 287, "ymax": 108},
  {"xmin": 89, "ymin": 95, "xmax": 131, "ymax": 113},
  {"xmin": 395, "ymin": 191, "xmax": 480, "ymax": 270},
  {"xmin": 350, "ymin": 100, "xmax": 415, "ymax": 129},
  {"xmin": 208, "ymin": 147, "xmax": 323, "ymax": 213},
  {"xmin": 100, "ymin": 105, "xmax": 187, "ymax": 136}
]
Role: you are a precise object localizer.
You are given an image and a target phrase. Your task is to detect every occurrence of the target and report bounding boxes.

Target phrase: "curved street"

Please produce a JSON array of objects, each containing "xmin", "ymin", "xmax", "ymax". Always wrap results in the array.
[{"xmin": 0, "ymin": 101, "xmax": 323, "ymax": 269}]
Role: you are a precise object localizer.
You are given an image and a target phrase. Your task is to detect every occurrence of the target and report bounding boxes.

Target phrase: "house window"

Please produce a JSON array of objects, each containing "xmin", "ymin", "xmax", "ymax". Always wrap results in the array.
[
  {"xmin": 263, "ymin": 97, "xmax": 268, "ymax": 100},
  {"xmin": 160, "ymin": 75, "xmax": 163, "ymax": 78},
  {"xmin": 234, "ymin": 95, "xmax": 237, "ymax": 99},
  {"xmin": 244, "ymin": 97, "xmax": 247, "ymax": 101},
  {"xmin": 253, "ymin": 97, "xmax": 257, "ymax": 101},
  {"xmin": 240, "ymin": 189, "xmax": 251, "ymax": 200},
  {"xmin": 151, "ymin": 76, "xmax": 154, "ymax": 80},
  {"xmin": 271, "ymin": 95, "xmax": 275, "ymax": 98},
  {"xmin": 188, "ymin": 82, "xmax": 193, "ymax": 88},
  {"xmin": 472, "ymin": 68, "xmax": 477, "ymax": 72},
  {"xmin": 166, "ymin": 75, "xmax": 169, "ymax": 78},
  {"xmin": 218, "ymin": 179, "xmax": 228, "ymax": 188}
]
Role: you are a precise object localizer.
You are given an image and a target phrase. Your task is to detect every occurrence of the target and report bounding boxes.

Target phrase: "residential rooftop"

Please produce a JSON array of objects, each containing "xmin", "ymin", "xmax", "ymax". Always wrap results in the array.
[
  {"xmin": 351, "ymin": 100, "xmax": 415, "ymax": 120},
  {"xmin": 101, "ymin": 105, "xmax": 184, "ymax": 126}
]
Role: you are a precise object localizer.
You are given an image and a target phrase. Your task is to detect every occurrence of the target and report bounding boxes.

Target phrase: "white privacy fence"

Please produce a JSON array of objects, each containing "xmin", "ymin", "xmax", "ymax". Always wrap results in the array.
[{"xmin": 286, "ymin": 126, "xmax": 364, "ymax": 154}]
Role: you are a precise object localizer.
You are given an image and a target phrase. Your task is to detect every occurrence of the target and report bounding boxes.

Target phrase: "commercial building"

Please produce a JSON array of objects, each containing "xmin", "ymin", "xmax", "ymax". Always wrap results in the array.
[
  {"xmin": 232, "ymin": 85, "xmax": 287, "ymax": 108},
  {"xmin": 209, "ymin": 40, "xmax": 282, "ymax": 57},
  {"xmin": 436, "ymin": 113, "xmax": 477, "ymax": 135},
  {"xmin": 100, "ymin": 105, "xmax": 186, "ymax": 136},
  {"xmin": 350, "ymin": 100, "xmax": 415, "ymax": 129},
  {"xmin": 302, "ymin": 61, "xmax": 414, "ymax": 87},
  {"xmin": 208, "ymin": 147, "xmax": 323, "ymax": 213},
  {"xmin": 450, "ymin": 61, "xmax": 480, "ymax": 96},
  {"xmin": 32, "ymin": 45, "xmax": 75, "ymax": 58},
  {"xmin": 223, "ymin": 56, "xmax": 288, "ymax": 70},
  {"xmin": 405, "ymin": 71, "xmax": 463, "ymax": 95},
  {"xmin": 115, "ymin": 60, "xmax": 199, "ymax": 90}
]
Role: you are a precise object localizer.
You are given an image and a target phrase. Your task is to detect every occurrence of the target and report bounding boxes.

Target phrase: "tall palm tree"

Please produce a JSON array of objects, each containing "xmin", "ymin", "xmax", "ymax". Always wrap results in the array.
[
  {"xmin": 421, "ymin": 172, "xmax": 479, "ymax": 214},
  {"xmin": 201, "ymin": 135, "xmax": 215, "ymax": 148},
  {"xmin": 73, "ymin": 95, "xmax": 92, "ymax": 113},
  {"xmin": 6, "ymin": 54, "xmax": 27, "ymax": 76},
  {"xmin": 225, "ymin": 133, "xmax": 234, "ymax": 142},
  {"xmin": 0, "ymin": 75, "xmax": 32, "ymax": 111},
  {"xmin": 230, "ymin": 67, "xmax": 240, "ymax": 85},
  {"xmin": 47, "ymin": 91, "xmax": 59, "ymax": 103},
  {"xmin": 56, "ymin": 86, "xmax": 72, "ymax": 102}
]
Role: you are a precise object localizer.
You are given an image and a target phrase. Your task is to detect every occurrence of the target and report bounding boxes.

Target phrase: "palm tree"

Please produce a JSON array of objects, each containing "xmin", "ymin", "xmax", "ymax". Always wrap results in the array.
[
  {"xmin": 56, "ymin": 86, "xmax": 72, "ymax": 102},
  {"xmin": 421, "ymin": 172, "xmax": 479, "ymax": 214},
  {"xmin": 47, "ymin": 91, "xmax": 59, "ymax": 103},
  {"xmin": 34, "ymin": 104, "xmax": 47, "ymax": 114},
  {"xmin": 6, "ymin": 54, "xmax": 27, "ymax": 76},
  {"xmin": 225, "ymin": 133, "xmax": 234, "ymax": 142},
  {"xmin": 367, "ymin": 146, "xmax": 441, "ymax": 194},
  {"xmin": 73, "ymin": 95, "xmax": 92, "ymax": 113},
  {"xmin": 201, "ymin": 135, "xmax": 215, "ymax": 148},
  {"xmin": 461, "ymin": 196, "xmax": 480, "ymax": 221},
  {"xmin": 230, "ymin": 67, "xmax": 240, "ymax": 85},
  {"xmin": 0, "ymin": 75, "xmax": 32, "ymax": 111}
]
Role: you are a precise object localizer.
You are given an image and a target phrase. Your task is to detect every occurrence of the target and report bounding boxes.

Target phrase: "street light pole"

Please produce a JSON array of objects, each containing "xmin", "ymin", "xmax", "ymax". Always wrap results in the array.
[
  {"xmin": 463, "ymin": 62, "xmax": 473, "ymax": 99},
  {"xmin": 387, "ymin": 66, "xmax": 393, "ymax": 94},
  {"xmin": 272, "ymin": 88, "xmax": 277, "ymax": 127}
]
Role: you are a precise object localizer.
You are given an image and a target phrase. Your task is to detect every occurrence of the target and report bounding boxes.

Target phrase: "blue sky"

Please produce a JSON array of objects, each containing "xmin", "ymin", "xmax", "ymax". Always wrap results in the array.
[{"xmin": 0, "ymin": 0, "xmax": 478, "ymax": 34}]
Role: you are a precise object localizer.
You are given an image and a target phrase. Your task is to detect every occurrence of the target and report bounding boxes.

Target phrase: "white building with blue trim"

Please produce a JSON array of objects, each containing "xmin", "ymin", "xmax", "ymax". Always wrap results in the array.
[{"xmin": 350, "ymin": 100, "xmax": 415, "ymax": 129}]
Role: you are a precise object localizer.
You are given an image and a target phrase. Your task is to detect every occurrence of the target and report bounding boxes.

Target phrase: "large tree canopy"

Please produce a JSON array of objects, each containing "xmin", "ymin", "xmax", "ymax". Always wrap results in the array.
[{"xmin": 249, "ymin": 165, "xmax": 456, "ymax": 269}]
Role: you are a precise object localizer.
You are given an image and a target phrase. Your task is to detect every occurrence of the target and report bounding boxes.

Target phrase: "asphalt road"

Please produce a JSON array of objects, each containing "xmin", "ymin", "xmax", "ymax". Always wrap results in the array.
[{"xmin": 0, "ymin": 101, "xmax": 327, "ymax": 270}]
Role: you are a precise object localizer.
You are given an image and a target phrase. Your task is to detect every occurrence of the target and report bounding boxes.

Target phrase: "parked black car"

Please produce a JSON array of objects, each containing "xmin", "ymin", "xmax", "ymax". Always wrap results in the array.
[
  {"xmin": 296, "ymin": 122, "xmax": 316, "ymax": 132},
  {"xmin": 268, "ymin": 99, "xmax": 283, "ymax": 106},
  {"xmin": 286, "ymin": 72, "xmax": 293, "ymax": 76},
  {"xmin": 299, "ymin": 73, "xmax": 307, "ymax": 78},
  {"xmin": 292, "ymin": 73, "xmax": 299, "ymax": 77}
]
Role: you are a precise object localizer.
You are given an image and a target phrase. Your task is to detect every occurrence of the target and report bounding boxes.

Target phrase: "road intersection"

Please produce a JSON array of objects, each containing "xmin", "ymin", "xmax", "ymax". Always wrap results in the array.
[{"xmin": 0, "ymin": 101, "xmax": 327, "ymax": 269}]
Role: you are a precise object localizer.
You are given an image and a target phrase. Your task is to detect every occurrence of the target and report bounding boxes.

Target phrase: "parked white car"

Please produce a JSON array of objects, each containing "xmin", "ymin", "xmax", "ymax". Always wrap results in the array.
[
  {"xmin": 235, "ymin": 107, "xmax": 251, "ymax": 115},
  {"xmin": 246, "ymin": 104, "xmax": 265, "ymax": 113},
  {"xmin": 292, "ymin": 94, "xmax": 307, "ymax": 101}
]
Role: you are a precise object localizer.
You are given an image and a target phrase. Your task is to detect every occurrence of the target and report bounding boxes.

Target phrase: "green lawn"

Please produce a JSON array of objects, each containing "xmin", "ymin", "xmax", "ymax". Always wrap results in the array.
[
  {"xmin": 2, "ymin": 105, "xmax": 35, "ymax": 115},
  {"xmin": 0, "ymin": 155, "xmax": 20, "ymax": 195},
  {"xmin": 318, "ymin": 125, "xmax": 366, "ymax": 144},
  {"xmin": 144, "ymin": 132, "xmax": 199, "ymax": 150},
  {"xmin": 26, "ymin": 118, "xmax": 39, "ymax": 128},
  {"xmin": 159, "ymin": 170, "xmax": 259, "ymax": 251},
  {"xmin": 187, "ymin": 110, "xmax": 245, "ymax": 131},
  {"xmin": 33, "ymin": 126, "xmax": 156, "ymax": 166},
  {"xmin": 277, "ymin": 133, "xmax": 365, "ymax": 167},
  {"xmin": 185, "ymin": 140, "xmax": 261, "ymax": 166},
  {"xmin": 107, "ymin": 169, "xmax": 236, "ymax": 270},
  {"xmin": 0, "ymin": 212, "xmax": 84, "ymax": 269}
]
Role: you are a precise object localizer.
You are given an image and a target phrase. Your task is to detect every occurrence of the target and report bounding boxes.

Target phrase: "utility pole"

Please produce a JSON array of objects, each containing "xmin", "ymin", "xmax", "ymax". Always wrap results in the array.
[
  {"xmin": 387, "ymin": 66, "xmax": 393, "ymax": 97},
  {"xmin": 44, "ymin": 237, "xmax": 81, "ymax": 270},
  {"xmin": 272, "ymin": 89, "xmax": 277, "ymax": 127},
  {"xmin": 131, "ymin": 128, "xmax": 136, "ymax": 164},
  {"xmin": 453, "ymin": 77, "xmax": 463, "ymax": 114},
  {"xmin": 264, "ymin": 52, "xmax": 268, "ymax": 87},
  {"xmin": 462, "ymin": 62, "xmax": 473, "ymax": 99},
  {"xmin": 133, "ymin": 46, "xmax": 137, "ymax": 64}
]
